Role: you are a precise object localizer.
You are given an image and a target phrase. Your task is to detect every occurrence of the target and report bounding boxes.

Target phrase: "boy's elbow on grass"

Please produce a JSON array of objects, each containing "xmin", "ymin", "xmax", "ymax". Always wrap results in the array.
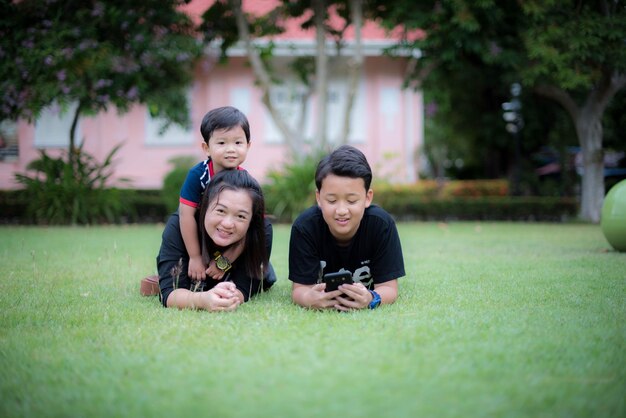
[
  {"xmin": 376, "ymin": 280, "xmax": 399, "ymax": 306},
  {"xmin": 291, "ymin": 283, "xmax": 319, "ymax": 309},
  {"xmin": 290, "ymin": 287, "xmax": 308, "ymax": 308},
  {"xmin": 383, "ymin": 293, "xmax": 398, "ymax": 305}
]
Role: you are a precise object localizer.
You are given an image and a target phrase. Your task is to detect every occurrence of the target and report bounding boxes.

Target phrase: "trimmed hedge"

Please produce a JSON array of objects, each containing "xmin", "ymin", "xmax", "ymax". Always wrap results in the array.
[
  {"xmin": 371, "ymin": 180, "xmax": 578, "ymax": 221},
  {"xmin": 375, "ymin": 179, "xmax": 510, "ymax": 198},
  {"xmin": 0, "ymin": 189, "xmax": 170, "ymax": 224},
  {"xmin": 0, "ymin": 190, "xmax": 26, "ymax": 223},
  {"xmin": 0, "ymin": 187, "xmax": 579, "ymax": 224},
  {"xmin": 118, "ymin": 189, "xmax": 171, "ymax": 223},
  {"xmin": 374, "ymin": 194, "xmax": 578, "ymax": 222}
]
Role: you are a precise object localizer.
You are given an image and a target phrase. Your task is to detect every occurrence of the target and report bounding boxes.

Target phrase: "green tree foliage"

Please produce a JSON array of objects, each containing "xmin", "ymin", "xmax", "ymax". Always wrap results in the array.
[
  {"xmin": 420, "ymin": 65, "xmax": 514, "ymax": 181},
  {"xmin": 376, "ymin": 1, "xmax": 535, "ymax": 184},
  {"xmin": 378, "ymin": 0, "xmax": 626, "ymax": 222},
  {"xmin": 2, "ymin": 0, "xmax": 203, "ymax": 224},
  {"xmin": 0, "ymin": 0, "xmax": 203, "ymax": 157},
  {"xmin": 520, "ymin": 1, "xmax": 626, "ymax": 222}
]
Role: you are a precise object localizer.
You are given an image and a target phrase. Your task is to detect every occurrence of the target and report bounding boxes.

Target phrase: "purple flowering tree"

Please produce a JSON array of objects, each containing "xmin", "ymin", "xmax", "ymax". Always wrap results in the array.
[{"xmin": 0, "ymin": 0, "xmax": 202, "ymax": 169}]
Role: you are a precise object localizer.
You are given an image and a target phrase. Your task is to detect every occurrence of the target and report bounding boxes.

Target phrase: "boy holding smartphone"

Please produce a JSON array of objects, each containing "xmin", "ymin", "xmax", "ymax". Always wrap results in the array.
[{"xmin": 288, "ymin": 145, "xmax": 405, "ymax": 311}]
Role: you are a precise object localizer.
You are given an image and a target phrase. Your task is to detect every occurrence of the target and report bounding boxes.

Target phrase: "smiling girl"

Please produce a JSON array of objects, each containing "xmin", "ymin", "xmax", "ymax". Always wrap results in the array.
[{"xmin": 157, "ymin": 170, "xmax": 274, "ymax": 311}]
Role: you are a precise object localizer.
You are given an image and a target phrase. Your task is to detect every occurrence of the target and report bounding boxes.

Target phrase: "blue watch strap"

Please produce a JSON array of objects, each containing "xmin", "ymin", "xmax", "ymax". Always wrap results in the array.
[{"xmin": 368, "ymin": 290, "xmax": 381, "ymax": 309}]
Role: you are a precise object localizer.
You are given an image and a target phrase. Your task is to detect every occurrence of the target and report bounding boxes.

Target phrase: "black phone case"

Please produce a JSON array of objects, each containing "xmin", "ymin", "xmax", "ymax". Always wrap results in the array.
[{"xmin": 323, "ymin": 271, "xmax": 354, "ymax": 292}]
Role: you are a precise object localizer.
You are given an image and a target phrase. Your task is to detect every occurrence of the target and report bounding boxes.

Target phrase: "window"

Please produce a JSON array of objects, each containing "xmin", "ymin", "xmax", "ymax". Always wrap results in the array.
[
  {"xmin": 263, "ymin": 59, "xmax": 366, "ymax": 145},
  {"xmin": 326, "ymin": 76, "xmax": 366, "ymax": 144},
  {"xmin": 230, "ymin": 87, "xmax": 251, "ymax": 116},
  {"xmin": 34, "ymin": 102, "xmax": 81, "ymax": 148},
  {"xmin": 264, "ymin": 83, "xmax": 312, "ymax": 144},
  {"xmin": 0, "ymin": 120, "xmax": 18, "ymax": 161},
  {"xmin": 379, "ymin": 88, "xmax": 400, "ymax": 130}
]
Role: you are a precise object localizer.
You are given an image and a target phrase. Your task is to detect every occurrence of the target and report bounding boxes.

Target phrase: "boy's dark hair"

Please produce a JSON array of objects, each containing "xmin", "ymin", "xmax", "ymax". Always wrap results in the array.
[
  {"xmin": 200, "ymin": 106, "xmax": 251, "ymax": 144},
  {"xmin": 315, "ymin": 145, "xmax": 373, "ymax": 191},
  {"xmin": 198, "ymin": 170, "xmax": 267, "ymax": 279}
]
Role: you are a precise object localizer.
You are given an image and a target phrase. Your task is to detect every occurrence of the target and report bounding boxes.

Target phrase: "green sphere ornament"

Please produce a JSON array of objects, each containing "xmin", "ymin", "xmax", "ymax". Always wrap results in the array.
[{"xmin": 601, "ymin": 179, "xmax": 626, "ymax": 252}]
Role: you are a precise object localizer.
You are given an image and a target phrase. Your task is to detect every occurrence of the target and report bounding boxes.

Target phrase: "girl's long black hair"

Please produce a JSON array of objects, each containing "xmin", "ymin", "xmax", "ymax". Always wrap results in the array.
[{"xmin": 197, "ymin": 170, "xmax": 267, "ymax": 279}]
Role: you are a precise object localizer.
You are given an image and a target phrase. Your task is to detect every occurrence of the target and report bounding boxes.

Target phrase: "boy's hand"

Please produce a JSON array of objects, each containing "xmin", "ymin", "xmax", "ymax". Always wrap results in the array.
[
  {"xmin": 188, "ymin": 255, "xmax": 207, "ymax": 281},
  {"xmin": 334, "ymin": 282, "xmax": 372, "ymax": 311},
  {"xmin": 304, "ymin": 283, "xmax": 346, "ymax": 309},
  {"xmin": 205, "ymin": 259, "xmax": 225, "ymax": 280}
]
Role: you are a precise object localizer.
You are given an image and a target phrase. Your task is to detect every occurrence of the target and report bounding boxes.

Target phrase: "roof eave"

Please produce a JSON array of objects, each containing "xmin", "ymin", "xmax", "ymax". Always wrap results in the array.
[{"xmin": 206, "ymin": 39, "xmax": 421, "ymax": 58}]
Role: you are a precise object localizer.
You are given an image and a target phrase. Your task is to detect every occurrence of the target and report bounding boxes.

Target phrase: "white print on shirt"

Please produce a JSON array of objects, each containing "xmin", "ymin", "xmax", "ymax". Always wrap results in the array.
[
  {"xmin": 317, "ymin": 260, "xmax": 327, "ymax": 283},
  {"xmin": 353, "ymin": 265, "xmax": 373, "ymax": 288}
]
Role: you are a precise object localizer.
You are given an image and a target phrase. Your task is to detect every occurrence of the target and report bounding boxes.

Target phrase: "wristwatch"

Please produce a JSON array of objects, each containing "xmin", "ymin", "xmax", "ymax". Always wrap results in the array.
[
  {"xmin": 368, "ymin": 290, "xmax": 381, "ymax": 310},
  {"xmin": 213, "ymin": 251, "xmax": 232, "ymax": 273}
]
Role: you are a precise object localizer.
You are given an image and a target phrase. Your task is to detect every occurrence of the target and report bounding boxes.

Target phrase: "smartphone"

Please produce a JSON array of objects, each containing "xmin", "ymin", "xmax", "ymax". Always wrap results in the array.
[{"xmin": 323, "ymin": 271, "xmax": 354, "ymax": 292}]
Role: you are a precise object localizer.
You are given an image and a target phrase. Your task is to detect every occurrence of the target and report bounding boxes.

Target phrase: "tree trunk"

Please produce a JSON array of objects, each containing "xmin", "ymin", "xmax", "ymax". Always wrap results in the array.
[
  {"xmin": 313, "ymin": 0, "xmax": 328, "ymax": 148},
  {"xmin": 230, "ymin": 0, "xmax": 302, "ymax": 156},
  {"xmin": 339, "ymin": 0, "xmax": 363, "ymax": 145},
  {"xmin": 68, "ymin": 101, "xmax": 82, "ymax": 170},
  {"xmin": 534, "ymin": 70, "xmax": 625, "ymax": 223},
  {"xmin": 576, "ymin": 111, "xmax": 604, "ymax": 222}
]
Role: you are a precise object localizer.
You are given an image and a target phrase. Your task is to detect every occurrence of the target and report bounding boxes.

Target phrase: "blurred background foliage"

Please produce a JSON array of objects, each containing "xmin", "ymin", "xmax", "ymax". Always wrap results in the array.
[{"xmin": 1, "ymin": 0, "xmax": 624, "ymax": 224}]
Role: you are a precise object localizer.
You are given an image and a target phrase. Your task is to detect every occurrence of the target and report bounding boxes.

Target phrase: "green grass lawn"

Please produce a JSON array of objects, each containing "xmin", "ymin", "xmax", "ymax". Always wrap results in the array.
[{"xmin": 0, "ymin": 222, "xmax": 624, "ymax": 418}]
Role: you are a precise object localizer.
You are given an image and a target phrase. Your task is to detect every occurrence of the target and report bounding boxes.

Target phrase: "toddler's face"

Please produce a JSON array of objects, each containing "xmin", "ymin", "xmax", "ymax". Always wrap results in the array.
[{"xmin": 202, "ymin": 126, "xmax": 250, "ymax": 171}]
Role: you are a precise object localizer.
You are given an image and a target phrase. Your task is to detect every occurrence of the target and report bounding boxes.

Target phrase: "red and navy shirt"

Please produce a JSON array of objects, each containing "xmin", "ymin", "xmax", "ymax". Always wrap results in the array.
[{"xmin": 179, "ymin": 159, "xmax": 244, "ymax": 209}]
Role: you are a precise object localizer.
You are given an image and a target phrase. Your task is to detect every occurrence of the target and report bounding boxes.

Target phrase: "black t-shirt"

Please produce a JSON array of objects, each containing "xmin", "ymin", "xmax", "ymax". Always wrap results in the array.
[{"xmin": 288, "ymin": 205, "xmax": 405, "ymax": 288}]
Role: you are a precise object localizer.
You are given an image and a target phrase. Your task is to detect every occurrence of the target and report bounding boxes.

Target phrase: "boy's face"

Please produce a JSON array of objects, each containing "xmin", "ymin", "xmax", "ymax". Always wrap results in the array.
[
  {"xmin": 202, "ymin": 126, "xmax": 250, "ymax": 172},
  {"xmin": 316, "ymin": 174, "xmax": 373, "ymax": 244}
]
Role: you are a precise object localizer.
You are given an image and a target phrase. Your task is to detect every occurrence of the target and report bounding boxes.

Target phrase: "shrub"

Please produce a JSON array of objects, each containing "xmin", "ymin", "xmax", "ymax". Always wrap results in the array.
[
  {"xmin": 372, "ymin": 179, "xmax": 576, "ymax": 221},
  {"xmin": 0, "ymin": 190, "xmax": 26, "ymax": 224},
  {"xmin": 0, "ymin": 189, "xmax": 579, "ymax": 224},
  {"xmin": 442, "ymin": 179, "xmax": 509, "ymax": 197},
  {"xmin": 263, "ymin": 152, "xmax": 322, "ymax": 223},
  {"xmin": 14, "ymin": 144, "xmax": 129, "ymax": 224},
  {"xmin": 376, "ymin": 195, "xmax": 578, "ymax": 222},
  {"xmin": 119, "ymin": 189, "xmax": 169, "ymax": 223},
  {"xmin": 161, "ymin": 156, "xmax": 196, "ymax": 214},
  {"xmin": 374, "ymin": 179, "xmax": 509, "ymax": 199}
]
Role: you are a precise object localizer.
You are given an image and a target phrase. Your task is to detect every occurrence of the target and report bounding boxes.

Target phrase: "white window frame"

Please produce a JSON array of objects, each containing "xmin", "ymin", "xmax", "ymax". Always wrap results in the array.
[
  {"xmin": 230, "ymin": 87, "xmax": 251, "ymax": 116},
  {"xmin": 264, "ymin": 81, "xmax": 312, "ymax": 144},
  {"xmin": 326, "ymin": 75, "xmax": 366, "ymax": 145},
  {"xmin": 34, "ymin": 102, "xmax": 82, "ymax": 148}
]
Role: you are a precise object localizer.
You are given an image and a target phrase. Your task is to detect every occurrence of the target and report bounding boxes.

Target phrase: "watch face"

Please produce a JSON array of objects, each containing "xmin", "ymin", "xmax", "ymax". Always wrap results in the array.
[{"xmin": 215, "ymin": 255, "xmax": 231, "ymax": 271}]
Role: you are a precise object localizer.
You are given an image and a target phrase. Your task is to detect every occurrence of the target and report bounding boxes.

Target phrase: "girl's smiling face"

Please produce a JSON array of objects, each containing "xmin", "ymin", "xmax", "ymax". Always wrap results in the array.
[{"xmin": 204, "ymin": 188, "xmax": 253, "ymax": 248}]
